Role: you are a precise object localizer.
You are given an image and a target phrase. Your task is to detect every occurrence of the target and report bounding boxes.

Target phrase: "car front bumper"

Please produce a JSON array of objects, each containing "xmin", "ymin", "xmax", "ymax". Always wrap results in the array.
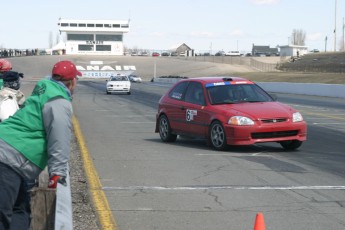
[
  {"xmin": 107, "ymin": 86, "xmax": 130, "ymax": 93},
  {"xmin": 224, "ymin": 121, "xmax": 307, "ymax": 145}
]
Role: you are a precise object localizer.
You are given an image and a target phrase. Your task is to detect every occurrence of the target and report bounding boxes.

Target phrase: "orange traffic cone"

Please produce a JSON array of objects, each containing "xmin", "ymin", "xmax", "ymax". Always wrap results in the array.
[{"xmin": 253, "ymin": 212, "xmax": 266, "ymax": 230}]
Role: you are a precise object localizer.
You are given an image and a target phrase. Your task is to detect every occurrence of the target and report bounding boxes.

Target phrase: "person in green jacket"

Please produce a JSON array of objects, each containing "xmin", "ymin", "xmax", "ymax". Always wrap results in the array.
[{"xmin": 0, "ymin": 60, "xmax": 81, "ymax": 230}]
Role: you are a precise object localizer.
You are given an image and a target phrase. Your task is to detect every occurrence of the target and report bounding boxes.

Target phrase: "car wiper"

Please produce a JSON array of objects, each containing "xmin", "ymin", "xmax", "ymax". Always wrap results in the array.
[
  {"xmin": 212, "ymin": 101, "xmax": 237, "ymax": 105},
  {"xmin": 246, "ymin": 100, "xmax": 264, "ymax": 103}
]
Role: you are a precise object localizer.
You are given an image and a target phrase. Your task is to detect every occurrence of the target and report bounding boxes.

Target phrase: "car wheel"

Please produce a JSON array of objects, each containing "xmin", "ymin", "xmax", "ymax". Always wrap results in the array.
[
  {"xmin": 280, "ymin": 140, "xmax": 302, "ymax": 150},
  {"xmin": 127, "ymin": 91, "xmax": 131, "ymax": 95},
  {"xmin": 158, "ymin": 115, "xmax": 177, "ymax": 142},
  {"xmin": 106, "ymin": 91, "xmax": 110, "ymax": 95},
  {"xmin": 209, "ymin": 121, "xmax": 228, "ymax": 150}
]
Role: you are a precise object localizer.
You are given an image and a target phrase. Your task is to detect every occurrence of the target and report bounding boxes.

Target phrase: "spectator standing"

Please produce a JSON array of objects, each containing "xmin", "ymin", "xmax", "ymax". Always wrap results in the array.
[{"xmin": 0, "ymin": 60, "xmax": 81, "ymax": 229}]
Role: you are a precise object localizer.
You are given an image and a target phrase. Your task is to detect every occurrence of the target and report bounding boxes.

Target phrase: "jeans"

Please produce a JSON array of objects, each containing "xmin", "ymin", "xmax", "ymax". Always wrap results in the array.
[{"xmin": 0, "ymin": 163, "xmax": 32, "ymax": 230}]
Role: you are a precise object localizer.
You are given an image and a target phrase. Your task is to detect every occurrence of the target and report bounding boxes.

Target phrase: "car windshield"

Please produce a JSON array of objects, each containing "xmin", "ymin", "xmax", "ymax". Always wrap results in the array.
[
  {"xmin": 206, "ymin": 83, "xmax": 273, "ymax": 104},
  {"xmin": 110, "ymin": 76, "xmax": 128, "ymax": 81}
]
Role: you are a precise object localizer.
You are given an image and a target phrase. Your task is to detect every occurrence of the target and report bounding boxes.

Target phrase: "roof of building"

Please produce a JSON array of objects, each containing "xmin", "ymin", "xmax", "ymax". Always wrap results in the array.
[{"xmin": 252, "ymin": 45, "xmax": 278, "ymax": 54}]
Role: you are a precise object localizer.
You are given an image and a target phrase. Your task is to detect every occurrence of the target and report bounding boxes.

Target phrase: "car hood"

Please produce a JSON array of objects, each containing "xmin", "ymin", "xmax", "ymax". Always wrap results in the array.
[
  {"xmin": 107, "ymin": 81, "xmax": 130, "ymax": 85},
  {"xmin": 218, "ymin": 102, "xmax": 296, "ymax": 119}
]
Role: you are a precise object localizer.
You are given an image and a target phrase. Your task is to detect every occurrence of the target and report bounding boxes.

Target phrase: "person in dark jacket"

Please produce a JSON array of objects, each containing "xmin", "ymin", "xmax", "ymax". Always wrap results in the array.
[{"xmin": 0, "ymin": 60, "xmax": 81, "ymax": 230}]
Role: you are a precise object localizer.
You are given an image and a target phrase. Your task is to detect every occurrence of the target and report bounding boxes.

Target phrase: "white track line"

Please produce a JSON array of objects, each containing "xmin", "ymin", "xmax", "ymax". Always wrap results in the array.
[{"xmin": 102, "ymin": 185, "xmax": 345, "ymax": 191}]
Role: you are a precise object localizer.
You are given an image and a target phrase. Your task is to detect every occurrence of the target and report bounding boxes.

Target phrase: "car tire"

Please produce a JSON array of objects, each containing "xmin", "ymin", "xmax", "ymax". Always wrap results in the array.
[
  {"xmin": 127, "ymin": 91, "xmax": 131, "ymax": 95},
  {"xmin": 280, "ymin": 140, "xmax": 302, "ymax": 150},
  {"xmin": 106, "ymin": 91, "xmax": 110, "ymax": 95},
  {"xmin": 209, "ymin": 121, "xmax": 228, "ymax": 151},
  {"xmin": 158, "ymin": 115, "xmax": 177, "ymax": 142}
]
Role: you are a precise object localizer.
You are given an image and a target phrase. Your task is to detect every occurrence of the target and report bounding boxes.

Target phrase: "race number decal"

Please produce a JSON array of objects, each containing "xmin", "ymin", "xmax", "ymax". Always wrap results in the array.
[{"xmin": 186, "ymin": 109, "xmax": 197, "ymax": 121}]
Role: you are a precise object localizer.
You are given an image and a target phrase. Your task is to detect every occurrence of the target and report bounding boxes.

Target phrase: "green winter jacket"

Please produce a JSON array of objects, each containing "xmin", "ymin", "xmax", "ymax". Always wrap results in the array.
[{"xmin": 0, "ymin": 79, "xmax": 71, "ymax": 169}]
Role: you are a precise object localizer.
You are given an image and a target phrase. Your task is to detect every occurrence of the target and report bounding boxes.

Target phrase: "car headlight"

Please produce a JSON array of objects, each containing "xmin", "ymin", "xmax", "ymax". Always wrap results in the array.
[
  {"xmin": 292, "ymin": 112, "xmax": 303, "ymax": 122},
  {"xmin": 228, "ymin": 116, "xmax": 254, "ymax": 126}
]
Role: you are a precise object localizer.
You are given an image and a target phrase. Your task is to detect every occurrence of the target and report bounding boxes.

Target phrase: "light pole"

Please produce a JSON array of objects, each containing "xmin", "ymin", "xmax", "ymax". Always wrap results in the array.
[
  {"xmin": 334, "ymin": 0, "xmax": 337, "ymax": 52},
  {"xmin": 343, "ymin": 17, "xmax": 345, "ymax": 51}
]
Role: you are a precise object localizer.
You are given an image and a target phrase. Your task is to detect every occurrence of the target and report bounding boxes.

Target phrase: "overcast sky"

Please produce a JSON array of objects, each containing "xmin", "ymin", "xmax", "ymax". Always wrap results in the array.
[{"xmin": 1, "ymin": 0, "xmax": 343, "ymax": 53}]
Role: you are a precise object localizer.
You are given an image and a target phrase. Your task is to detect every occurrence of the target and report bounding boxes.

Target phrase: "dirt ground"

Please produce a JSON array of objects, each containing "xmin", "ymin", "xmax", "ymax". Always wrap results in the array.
[{"xmin": 235, "ymin": 71, "xmax": 345, "ymax": 84}]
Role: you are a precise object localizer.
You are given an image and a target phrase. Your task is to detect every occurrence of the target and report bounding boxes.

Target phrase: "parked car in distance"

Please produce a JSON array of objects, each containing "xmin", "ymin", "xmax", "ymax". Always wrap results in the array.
[
  {"xmin": 225, "ymin": 51, "xmax": 241, "ymax": 56},
  {"xmin": 215, "ymin": 51, "xmax": 226, "ymax": 56},
  {"xmin": 310, "ymin": 49, "xmax": 320, "ymax": 53},
  {"xmin": 106, "ymin": 75, "xmax": 131, "ymax": 95},
  {"xmin": 161, "ymin": 52, "xmax": 170, "ymax": 56},
  {"xmin": 152, "ymin": 52, "xmax": 160, "ymax": 57},
  {"xmin": 155, "ymin": 77, "xmax": 307, "ymax": 151},
  {"xmin": 139, "ymin": 51, "xmax": 149, "ymax": 56},
  {"xmin": 128, "ymin": 74, "xmax": 142, "ymax": 83}
]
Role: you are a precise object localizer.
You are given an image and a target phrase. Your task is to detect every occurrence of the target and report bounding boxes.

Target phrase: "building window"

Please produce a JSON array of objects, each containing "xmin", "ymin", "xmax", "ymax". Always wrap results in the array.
[
  {"xmin": 104, "ymin": 24, "xmax": 111, "ymax": 28},
  {"xmin": 96, "ymin": 24, "xmax": 103, "ymax": 28},
  {"xmin": 61, "ymin": 23, "xmax": 69, "ymax": 27},
  {"xmin": 79, "ymin": 45, "xmax": 94, "ymax": 51},
  {"xmin": 112, "ymin": 24, "xmax": 120, "ymax": 28},
  {"xmin": 121, "ymin": 24, "xmax": 129, "ymax": 28},
  {"xmin": 96, "ymin": 45, "xmax": 111, "ymax": 51},
  {"xmin": 87, "ymin": 24, "xmax": 95, "ymax": 27},
  {"xmin": 96, "ymin": 34, "xmax": 122, "ymax": 41},
  {"xmin": 78, "ymin": 23, "xmax": 86, "ymax": 27},
  {"xmin": 67, "ymin": 34, "xmax": 94, "ymax": 41},
  {"xmin": 70, "ymin": 23, "xmax": 78, "ymax": 27}
]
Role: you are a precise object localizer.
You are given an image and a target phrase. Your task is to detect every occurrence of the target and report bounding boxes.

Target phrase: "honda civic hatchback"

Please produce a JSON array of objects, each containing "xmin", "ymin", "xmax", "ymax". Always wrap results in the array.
[
  {"xmin": 106, "ymin": 75, "xmax": 131, "ymax": 95},
  {"xmin": 155, "ymin": 77, "xmax": 307, "ymax": 150}
]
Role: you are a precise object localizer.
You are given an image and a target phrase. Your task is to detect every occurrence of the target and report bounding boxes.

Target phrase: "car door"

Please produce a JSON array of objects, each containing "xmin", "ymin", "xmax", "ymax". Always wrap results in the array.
[
  {"xmin": 179, "ymin": 82, "xmax": 209, "ymax": 137},
  {"xmin": 164, "ymin": 81, "xmax": 189, "ymax": 132}
]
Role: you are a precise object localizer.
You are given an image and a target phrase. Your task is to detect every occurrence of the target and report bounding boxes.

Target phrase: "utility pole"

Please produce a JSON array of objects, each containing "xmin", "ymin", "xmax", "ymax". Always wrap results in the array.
[
  {"xmin": 343, "ymin": 17, "xmax": 345, "ymax": 51},
  {"xmin": 334, "ymin": 0, "xmax": 337, "ymax": 52},
  {"xmin": 325, "ymin": 36, "xmax": 328, "ymax": 52}
]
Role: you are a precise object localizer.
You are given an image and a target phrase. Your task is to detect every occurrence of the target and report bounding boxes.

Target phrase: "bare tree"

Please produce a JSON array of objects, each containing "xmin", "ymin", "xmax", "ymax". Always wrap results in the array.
[
  {"xmin": 56, "ymin": 33, "xmax": 60, "ymax": 45},
  {"xmin": 291, "ymin": 29, "xmax": 306, "ymax": 46}
]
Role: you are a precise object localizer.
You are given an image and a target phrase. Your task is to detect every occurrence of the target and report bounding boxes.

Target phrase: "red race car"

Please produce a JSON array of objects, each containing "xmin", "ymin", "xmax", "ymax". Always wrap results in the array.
[{"xmin": 155, "ymin": 77, "xmax": 307, "ymax": 150}]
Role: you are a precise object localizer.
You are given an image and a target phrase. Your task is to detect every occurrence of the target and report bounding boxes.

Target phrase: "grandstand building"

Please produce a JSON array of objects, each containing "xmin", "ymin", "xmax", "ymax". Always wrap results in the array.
[{"xmin": 57, "ymin": 18, "xmax": 130, "ymax": 55}]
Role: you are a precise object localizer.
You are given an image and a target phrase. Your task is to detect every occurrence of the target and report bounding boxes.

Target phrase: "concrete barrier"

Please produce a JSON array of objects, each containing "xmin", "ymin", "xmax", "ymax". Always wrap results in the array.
[
  {"xmin": 152, "ymin": 77, "xmax": 345, "ymax": 98},
  {"xmin": 256, "ymin": 82, "xmax": 345, "ymax": 98}
]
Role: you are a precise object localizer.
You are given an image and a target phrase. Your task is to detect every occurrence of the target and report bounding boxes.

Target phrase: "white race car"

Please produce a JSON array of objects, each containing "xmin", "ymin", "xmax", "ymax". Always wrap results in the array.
[
  {"xmin": 106, "ymin": 75, "xmax": 131, "ymax": 95},
  {"xmin": 128, "ymin": 74, "xmax": 142, "ymax": 83}
]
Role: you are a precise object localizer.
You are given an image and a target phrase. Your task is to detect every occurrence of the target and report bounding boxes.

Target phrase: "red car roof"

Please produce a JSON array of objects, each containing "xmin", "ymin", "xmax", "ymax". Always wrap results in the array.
[{"xmin": 180, "ymin": 76, "xmax": 253, "ymax": 84}]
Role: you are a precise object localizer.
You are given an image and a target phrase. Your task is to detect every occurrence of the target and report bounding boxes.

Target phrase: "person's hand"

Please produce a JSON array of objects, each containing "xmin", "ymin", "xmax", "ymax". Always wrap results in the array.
[{"xmin": 48, "ymin": 175, "xmax": 66, "ymax": 188}]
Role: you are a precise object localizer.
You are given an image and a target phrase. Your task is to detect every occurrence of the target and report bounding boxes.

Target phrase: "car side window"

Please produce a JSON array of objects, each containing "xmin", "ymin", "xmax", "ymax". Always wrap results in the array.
[
  {"xmin": 184, "ymin": 82, "xmax": 205, "ymax": 105},
  {"xmin": 168, "ymin": 81, "xmax": 189, "ymax": 101}
]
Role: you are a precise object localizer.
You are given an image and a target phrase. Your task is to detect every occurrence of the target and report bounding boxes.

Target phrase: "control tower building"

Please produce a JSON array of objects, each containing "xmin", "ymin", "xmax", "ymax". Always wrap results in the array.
[{"xmin": 57, "ymin": 18, "xmax": 130, "ymax": 55}]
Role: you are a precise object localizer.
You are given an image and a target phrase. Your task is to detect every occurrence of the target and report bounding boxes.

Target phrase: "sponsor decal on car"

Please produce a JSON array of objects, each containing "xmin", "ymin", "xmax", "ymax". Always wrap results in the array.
[
  {"xmin": 186, "ymin": 109, "xmax": 198, "ymax": 121},
  {"xmin": 205, "ymin": 82, "xmax": 231, "ymax": 88},
  {"xmin": 171, "ymin": 92, "xmax": 183, "ymax": 100}
]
